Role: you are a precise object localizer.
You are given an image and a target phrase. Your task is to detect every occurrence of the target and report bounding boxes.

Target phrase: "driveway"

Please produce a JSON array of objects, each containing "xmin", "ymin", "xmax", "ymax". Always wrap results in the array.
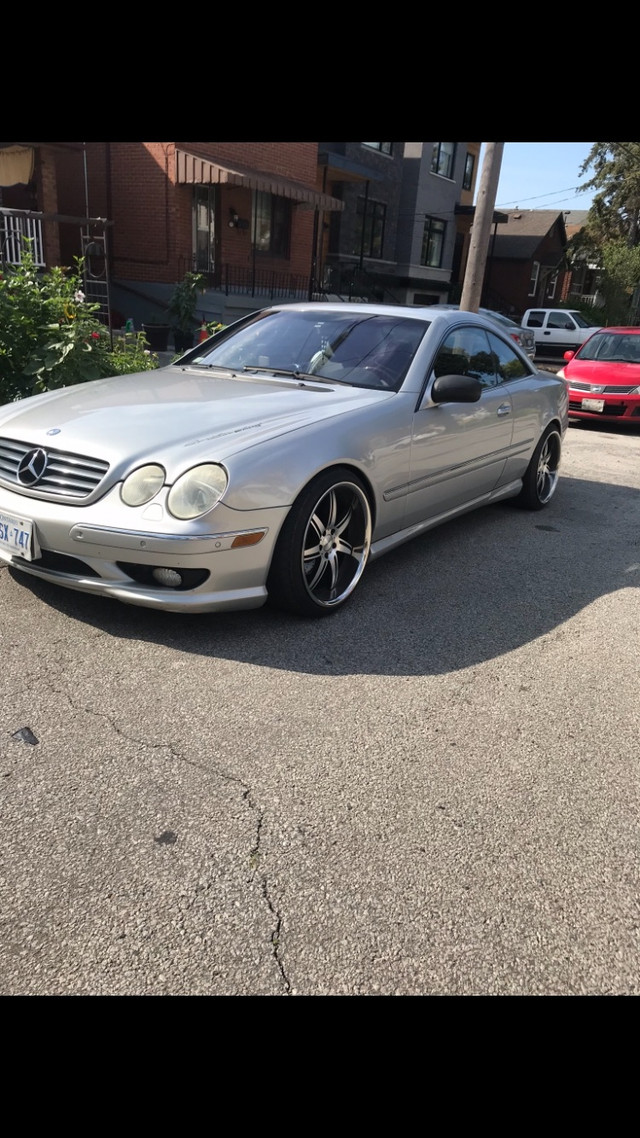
[{"xmin": 1, "ymin": 418, "xmax": 639, "ymax": 995}]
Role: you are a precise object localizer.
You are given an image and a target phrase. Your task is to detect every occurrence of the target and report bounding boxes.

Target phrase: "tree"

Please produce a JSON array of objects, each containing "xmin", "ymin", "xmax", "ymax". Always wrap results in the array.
[
  {"xmin": 566, "ymin": 143, "xmax": 640, "ymax": 324},
  {"xmin": 579, "ymin": 142, "xmax": 640, "ymax": 246}
]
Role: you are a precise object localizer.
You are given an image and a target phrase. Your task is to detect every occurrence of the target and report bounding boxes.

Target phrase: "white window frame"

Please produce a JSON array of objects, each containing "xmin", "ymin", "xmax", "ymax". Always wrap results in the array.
[{"xmin": 528, "ymin": 261, "xmax": 540, "ymax": 297}]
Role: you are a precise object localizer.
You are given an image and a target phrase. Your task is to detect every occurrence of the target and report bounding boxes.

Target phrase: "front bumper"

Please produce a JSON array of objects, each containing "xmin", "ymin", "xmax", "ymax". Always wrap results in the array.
[
  {"xmin": 0, "ymin": 482, "xmax": 288, "ymax": 612},
  {"xmin": 567, "ymin": 391, "xmax": 640, "ymax": 422}
]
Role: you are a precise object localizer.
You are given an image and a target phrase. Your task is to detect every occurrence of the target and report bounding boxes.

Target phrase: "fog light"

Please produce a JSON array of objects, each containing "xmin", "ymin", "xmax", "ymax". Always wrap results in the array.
[{"xmin": 152, "ymin": 567, "xmax": 183, "ymax": 588}]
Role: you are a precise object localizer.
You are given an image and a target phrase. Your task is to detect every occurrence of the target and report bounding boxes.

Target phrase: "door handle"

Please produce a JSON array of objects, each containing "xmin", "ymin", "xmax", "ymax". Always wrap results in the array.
[{"xmin": 497, "ymin": 404, "xmax": 511, "ymax": 416}]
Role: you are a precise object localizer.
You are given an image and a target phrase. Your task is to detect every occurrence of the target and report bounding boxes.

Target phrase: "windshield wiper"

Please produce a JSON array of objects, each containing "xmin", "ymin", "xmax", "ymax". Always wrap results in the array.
[
  {"xmin": 186, "ymin": 363, "xmax": 238, "ymax": 373},
  {"xmin": 242, "ymin": 366, "xmax": 351, "ymax": 385}
]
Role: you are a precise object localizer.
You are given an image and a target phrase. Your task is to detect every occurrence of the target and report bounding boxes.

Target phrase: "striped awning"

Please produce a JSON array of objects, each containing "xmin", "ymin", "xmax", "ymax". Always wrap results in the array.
[{"xmin": 175, "ymin": 148, "xmax": 345, "ymax": 212}]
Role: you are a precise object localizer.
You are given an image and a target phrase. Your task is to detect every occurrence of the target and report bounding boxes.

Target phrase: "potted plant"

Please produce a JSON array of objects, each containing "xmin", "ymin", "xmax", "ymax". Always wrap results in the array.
[
  {"xmin": 168, "ymin": 271, "xmax": 205, "ymax": 352},
  {"xmin": 141, "ymin": 314, "xmax": 170, "ymax": 352}
]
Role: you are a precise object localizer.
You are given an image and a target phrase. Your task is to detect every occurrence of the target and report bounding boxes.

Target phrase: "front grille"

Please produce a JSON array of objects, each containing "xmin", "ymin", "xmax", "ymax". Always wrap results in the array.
[
  {"xmin": 569, "ymin": 382, "xmax": 637, "ymax": 394},
  {"xmin": 36, "ymin": 551, "xmax": 101, "ymax": 576},
  {"xmin": 0, "ymin": 438, "xmax": 109, "ymax": 499}
]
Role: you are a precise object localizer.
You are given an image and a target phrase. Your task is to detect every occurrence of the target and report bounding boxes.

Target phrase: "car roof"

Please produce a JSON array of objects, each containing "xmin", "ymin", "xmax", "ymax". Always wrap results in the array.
[
  {"xmin": 592, "ymin": 326, "xmax": 640, "ymax": 334},
  {"xmin": 266, "ymin": 301, "xmax": 502, "ymax": 327},
  {"xmin": 430, "ymin": 303, "xmax": 517, "ymax": 324}
]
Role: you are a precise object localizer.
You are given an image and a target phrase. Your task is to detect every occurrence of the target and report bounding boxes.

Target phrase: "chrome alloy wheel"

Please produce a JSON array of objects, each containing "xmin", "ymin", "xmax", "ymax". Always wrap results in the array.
[
  {"xmin": 301, "ymin": 479, "xmax": 372, "ymax": 608},
  {"xmin": 536, "ymin": 431, "xmax": 561, "ymax": 504}
]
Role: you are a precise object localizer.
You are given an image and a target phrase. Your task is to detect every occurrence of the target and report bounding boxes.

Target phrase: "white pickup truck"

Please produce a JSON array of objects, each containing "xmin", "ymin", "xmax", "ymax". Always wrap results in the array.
[{"xmin": 520, "ymin": 308, "xmax": 602, "ymax": 359}]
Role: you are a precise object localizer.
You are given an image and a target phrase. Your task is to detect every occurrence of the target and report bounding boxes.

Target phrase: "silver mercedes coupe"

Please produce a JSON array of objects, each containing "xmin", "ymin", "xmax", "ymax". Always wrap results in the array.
[{"xmin": 0, "ymin": 303, "xmax": 568, "ymax": 617}]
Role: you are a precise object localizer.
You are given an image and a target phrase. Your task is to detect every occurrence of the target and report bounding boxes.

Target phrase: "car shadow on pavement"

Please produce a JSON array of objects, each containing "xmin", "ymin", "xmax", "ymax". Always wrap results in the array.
[{"xmin": 7, "ymin": 472, "xmax": 640, "ymax": 678}]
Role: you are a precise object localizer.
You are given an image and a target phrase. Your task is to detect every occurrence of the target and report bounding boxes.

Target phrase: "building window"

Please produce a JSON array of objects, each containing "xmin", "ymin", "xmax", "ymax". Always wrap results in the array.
[
  {"xmin": 193, "ymin": 186, "xmax": 216, "ymax": 272},
  {"xmin": 546, "ymin": 270, "xmax": 558, "ymax": 299},
  {"xmin": 421, "ymin": 216, "xmax": 446, "ymax": 268},
  {"xmin": 431, "ymin": 143, "xmax": 456, "ymax": 180},
  {"xmin": 362, "ymin": 143, "xmax": 392, "ymax": 155},
  {"xmin": 463, "ymin": 152, "xmax": 475, "ymax": 191},
  {"xmin": 353, "ymin": 198, "xmax": 386, "ymax": 258},
  {"xmin": 253, "ymin": 191, "xmax": 291, "ymax": 257},
  {"xmin": 528, "ymin": 261, "xmax": 540, "ymax": 296}
]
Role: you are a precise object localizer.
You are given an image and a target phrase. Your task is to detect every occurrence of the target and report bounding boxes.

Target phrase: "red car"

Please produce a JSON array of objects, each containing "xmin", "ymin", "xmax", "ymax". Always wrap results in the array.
[{"xmin": 559, "ymin": 326, "xmax": 640, "ymax": 424}]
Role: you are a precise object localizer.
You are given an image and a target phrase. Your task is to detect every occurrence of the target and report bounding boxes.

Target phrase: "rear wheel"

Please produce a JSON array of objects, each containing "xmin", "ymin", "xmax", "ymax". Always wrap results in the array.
[
  {"xmin": 517, "ymin": 426, "xmax": 562, "ymax": 509},
  {"xmin": 267, "ymin": 468, "xmax": 372, "ymax": 617}
]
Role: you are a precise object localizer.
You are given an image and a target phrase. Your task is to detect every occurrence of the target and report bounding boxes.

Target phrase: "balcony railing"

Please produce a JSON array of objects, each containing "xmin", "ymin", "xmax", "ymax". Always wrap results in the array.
[
  {"xmin": 182, "ymin": 258, "xmax": 313, "ymax": 300},
  {"xmin": 0, "ymin": 214, "xmax": 44, "ymax": 266}
]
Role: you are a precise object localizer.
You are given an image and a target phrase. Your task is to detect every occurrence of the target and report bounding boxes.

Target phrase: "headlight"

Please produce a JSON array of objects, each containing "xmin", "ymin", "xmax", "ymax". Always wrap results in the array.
[
  {"xmin": 629, "ymin": 386, "xmax": 640, "ymax": 395},
  {"xmin": 167, "ymin": 463, "xmax": 228, "ymax": 519},
  {"xmin": 556, "ymin": 368, "xmax": 565, "ymax": 379},
  {"xmin": 121, "ymin": 464, "xmax": 165, "ymax": 506}
]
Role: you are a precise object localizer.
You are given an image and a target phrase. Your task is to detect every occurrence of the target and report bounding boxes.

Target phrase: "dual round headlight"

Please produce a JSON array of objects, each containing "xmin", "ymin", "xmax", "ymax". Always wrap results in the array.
[{"xmin": 121, "ymin": 463, "xmax": 228, "ymax": 519}]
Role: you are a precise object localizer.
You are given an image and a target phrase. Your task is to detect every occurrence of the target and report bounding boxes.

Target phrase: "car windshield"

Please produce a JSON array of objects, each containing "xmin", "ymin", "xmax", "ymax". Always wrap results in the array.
[
  {"xmin": 570, "ymin": 311, "xmax": 596, "ymax": 329},
  {"xmin": 188, "ymin": 309, "xmax": 429, "ymax": 391},
  {"xmin": 575, "ymin": 332, "xmax": 640, "ymax": 363}
]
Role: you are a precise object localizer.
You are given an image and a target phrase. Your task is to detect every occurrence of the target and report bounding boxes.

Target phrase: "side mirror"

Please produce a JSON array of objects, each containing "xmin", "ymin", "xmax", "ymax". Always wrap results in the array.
[
  {"xmin": 431, "ymin": 373, "xmax": 482, "ymax": 404},
  {"xmin": 563, "ymin": 350, "xmax": 575, "ymax": 362}
]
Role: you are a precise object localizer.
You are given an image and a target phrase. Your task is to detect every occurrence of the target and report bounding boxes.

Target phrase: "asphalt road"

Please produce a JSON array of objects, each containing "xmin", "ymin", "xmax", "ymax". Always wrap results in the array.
[{"xmin": 1, "ymin": 416, "xmax": 640, "ymax": 996}]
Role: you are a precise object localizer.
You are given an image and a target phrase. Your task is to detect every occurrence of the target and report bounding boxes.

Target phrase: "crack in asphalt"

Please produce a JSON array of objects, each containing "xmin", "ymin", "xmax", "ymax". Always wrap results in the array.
[
  {"xmin": 246, "ymin": 793, "xmax": 290, "ymax": 993},
  {"xmin": 45, "ymin": 685, "xmax": 292, "ymax": 993}
]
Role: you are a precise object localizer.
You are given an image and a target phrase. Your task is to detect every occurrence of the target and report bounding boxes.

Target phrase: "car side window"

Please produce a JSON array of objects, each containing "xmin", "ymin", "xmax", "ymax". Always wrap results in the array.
[
  {"xmin": 525, "ymin": 311, "xmax": 545, "ymax": 328},
  {"xmin": 433, "ymin": 327, "xmax": 499, "ymax": 388},
  {"xmin": 486, "ymin": 331, "xmax": 530, "ymax": 382},
  {"xmin": 547, "ymin": 313, "xmax": 574, "ymax": 329}
]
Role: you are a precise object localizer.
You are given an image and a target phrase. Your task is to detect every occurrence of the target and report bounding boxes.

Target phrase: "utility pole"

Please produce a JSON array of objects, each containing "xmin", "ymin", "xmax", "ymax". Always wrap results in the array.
[{"xmin": 459, "ymin": 142, "xmax": 504, "ymax": 312}]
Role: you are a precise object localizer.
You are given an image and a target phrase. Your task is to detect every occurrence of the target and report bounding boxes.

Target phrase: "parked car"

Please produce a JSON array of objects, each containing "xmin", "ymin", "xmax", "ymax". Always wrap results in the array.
[
  {"xmin": 434, "ymin": 304, "xmax": 536, "ymax": 360},
  {"xmin": 520, "ymin": 308, "xmax": 602, "ymax": 359},
  {"xmin": 0, "ymin": 303, "xmax": 568, "ymax": 617},
  {"xmin": 557, "ymin": 326, "xmax": 640, "ymax": 424}
]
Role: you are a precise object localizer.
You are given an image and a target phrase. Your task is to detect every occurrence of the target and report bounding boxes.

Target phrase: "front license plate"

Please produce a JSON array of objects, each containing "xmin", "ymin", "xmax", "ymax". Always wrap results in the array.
[
  {"xmin": 0, "ymin": 510, "xmax": 34, "ymax": 560},
  {"xmin": 582, "ymin": 398, "xmax": 605, "ymax": 412}
]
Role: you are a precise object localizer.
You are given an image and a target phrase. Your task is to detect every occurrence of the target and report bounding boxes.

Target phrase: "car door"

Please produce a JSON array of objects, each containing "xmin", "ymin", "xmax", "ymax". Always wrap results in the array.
[
  {"xmin": 404, "ymin": 324, "xmax": 514, "ymax": 527},
  {"xmin": 484, "ymin": 329, "xmax": 542, "ymax": 484}
]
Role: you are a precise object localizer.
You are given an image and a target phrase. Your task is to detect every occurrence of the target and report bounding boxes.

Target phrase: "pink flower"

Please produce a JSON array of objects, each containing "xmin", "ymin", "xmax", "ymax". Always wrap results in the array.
[{"xmin": 91, "ymin": 331, "xmax": 101, "ymax": 340}]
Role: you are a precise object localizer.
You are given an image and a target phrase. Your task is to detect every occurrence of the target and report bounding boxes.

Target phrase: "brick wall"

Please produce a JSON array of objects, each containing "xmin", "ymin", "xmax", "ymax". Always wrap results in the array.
[
  {"xmin": 75, "ymin": 141, "xmax": 319, "ymax": 286},
  {"xmin": 38, "ymin": 146, "xmax": 61, "ymax": 267}
]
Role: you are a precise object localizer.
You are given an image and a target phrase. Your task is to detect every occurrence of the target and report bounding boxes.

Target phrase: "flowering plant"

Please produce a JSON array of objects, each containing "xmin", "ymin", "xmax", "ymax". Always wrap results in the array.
[{"xmin": 0, "ymin": 244, "xmax": 158, "ymax": 404}]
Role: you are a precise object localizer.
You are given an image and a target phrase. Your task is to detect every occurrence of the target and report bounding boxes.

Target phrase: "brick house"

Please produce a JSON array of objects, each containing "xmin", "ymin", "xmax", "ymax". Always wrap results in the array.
[
  {"xmin": 481, "ymin": 209, "xmax": 570, "ymax": 318},
  {"xmin": 1, "ymin": 140, "xmax": 490, "ymax": 334}
]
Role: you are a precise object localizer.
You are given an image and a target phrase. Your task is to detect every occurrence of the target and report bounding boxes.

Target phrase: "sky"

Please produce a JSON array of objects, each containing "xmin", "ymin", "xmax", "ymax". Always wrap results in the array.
[{"xmin": 477, "ymin": 143, "xmax": 596, "ymax": 215}]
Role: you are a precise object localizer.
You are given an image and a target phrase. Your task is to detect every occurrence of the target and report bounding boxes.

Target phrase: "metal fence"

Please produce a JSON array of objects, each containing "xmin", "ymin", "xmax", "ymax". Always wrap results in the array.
[{"xmin": 0, "ymin": 214, "xmax": 44, "ymax": 266}]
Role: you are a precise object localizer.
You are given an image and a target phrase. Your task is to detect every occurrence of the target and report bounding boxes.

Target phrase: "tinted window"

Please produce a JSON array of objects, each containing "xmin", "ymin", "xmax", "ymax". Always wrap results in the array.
[
  {"xmin": 525, "ymin": 311, "xmax": 545, "ymax": 328},
  {"xmin": 487, "ymin": 332, "xmax": 530, "ymax": 381},
  {"xmin": 547, "ymin": 313, "xmax": 575, "ymax": 330},
  {"xmin": 433, "ymin": 327, "xmax": 498, "ymax": 388}
]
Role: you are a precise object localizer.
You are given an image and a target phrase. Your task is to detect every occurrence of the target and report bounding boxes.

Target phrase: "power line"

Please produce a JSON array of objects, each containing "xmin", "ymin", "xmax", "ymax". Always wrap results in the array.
[{"xmin": 496, "ymin": 185, "xmax": 590, "ymax": 207}]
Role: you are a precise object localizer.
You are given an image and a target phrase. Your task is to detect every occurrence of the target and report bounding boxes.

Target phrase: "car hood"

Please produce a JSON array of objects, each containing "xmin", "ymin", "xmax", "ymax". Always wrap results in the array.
[
  {"xmin": 566, "ymin": 358, "xmax": 640, "ymax": 386},
  {"xmin": 0, "ymin": 366, "xmax": 389, "ymax": 468}
]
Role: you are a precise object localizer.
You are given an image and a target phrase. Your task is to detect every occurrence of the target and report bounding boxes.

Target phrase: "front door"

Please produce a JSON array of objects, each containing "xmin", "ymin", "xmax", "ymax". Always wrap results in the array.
[{"xmin": 405, "ymin": 324, "xmax": 514, "ymax": 527}]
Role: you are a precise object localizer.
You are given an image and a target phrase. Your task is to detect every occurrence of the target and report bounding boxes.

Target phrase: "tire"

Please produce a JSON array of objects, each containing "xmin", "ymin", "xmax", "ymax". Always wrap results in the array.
[
  {"xmin": 267, "ymin": 468, "xmax": 372, "ymax": 617},
  {"xmin": 517, "ymin": 426, "xmax": 562, "ymax": 510}
]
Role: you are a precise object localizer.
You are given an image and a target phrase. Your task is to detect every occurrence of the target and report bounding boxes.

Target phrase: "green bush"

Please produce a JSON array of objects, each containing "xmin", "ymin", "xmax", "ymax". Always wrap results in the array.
[{"xmin": 0, "ymin": 245, "xmax": 158, "ymax": 405}]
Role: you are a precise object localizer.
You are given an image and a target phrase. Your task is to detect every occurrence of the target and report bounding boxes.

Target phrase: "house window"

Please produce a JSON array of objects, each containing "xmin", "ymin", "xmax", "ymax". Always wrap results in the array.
[
  {"xmin": 253, "ymin": 191, "xmax": 291, "ymax": 257},
  {"xmin": 362, "ymin": 143, "xmax": 392, "ymax": 155},
  {"xmin": 529, "ymin": 261, "xmax": 540, "ymax": 297},
  {"xmin": 193, "ymin": 186, "xmax": 216, "ymax": 272},
  {"xmin": 463, "ymin": 152, "xmax": 475, "ymax": 191},
  {"xmin": 421, "ymin": 216, "xmax": 446, "ymax": 268},
  {"xmin": 353, "ymin": 198, "xmax": 386, "ymax": 258},
  {"xmin": 431, "ymin": 143, "xmax": 456, "ymax": 179},
  {"xmin": 546, "ymin": 270, "xmax": 558, "ymax": 299}
]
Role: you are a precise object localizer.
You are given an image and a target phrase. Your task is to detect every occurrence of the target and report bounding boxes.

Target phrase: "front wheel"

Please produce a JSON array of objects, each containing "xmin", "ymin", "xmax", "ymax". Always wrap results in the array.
[
  {"xmin": 517, "ymin": 426, "xmax": 562, "ymax": 509},
  {"xmin": 267, "ymin": 468, "xmax": 372, "ymax": 617}
]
